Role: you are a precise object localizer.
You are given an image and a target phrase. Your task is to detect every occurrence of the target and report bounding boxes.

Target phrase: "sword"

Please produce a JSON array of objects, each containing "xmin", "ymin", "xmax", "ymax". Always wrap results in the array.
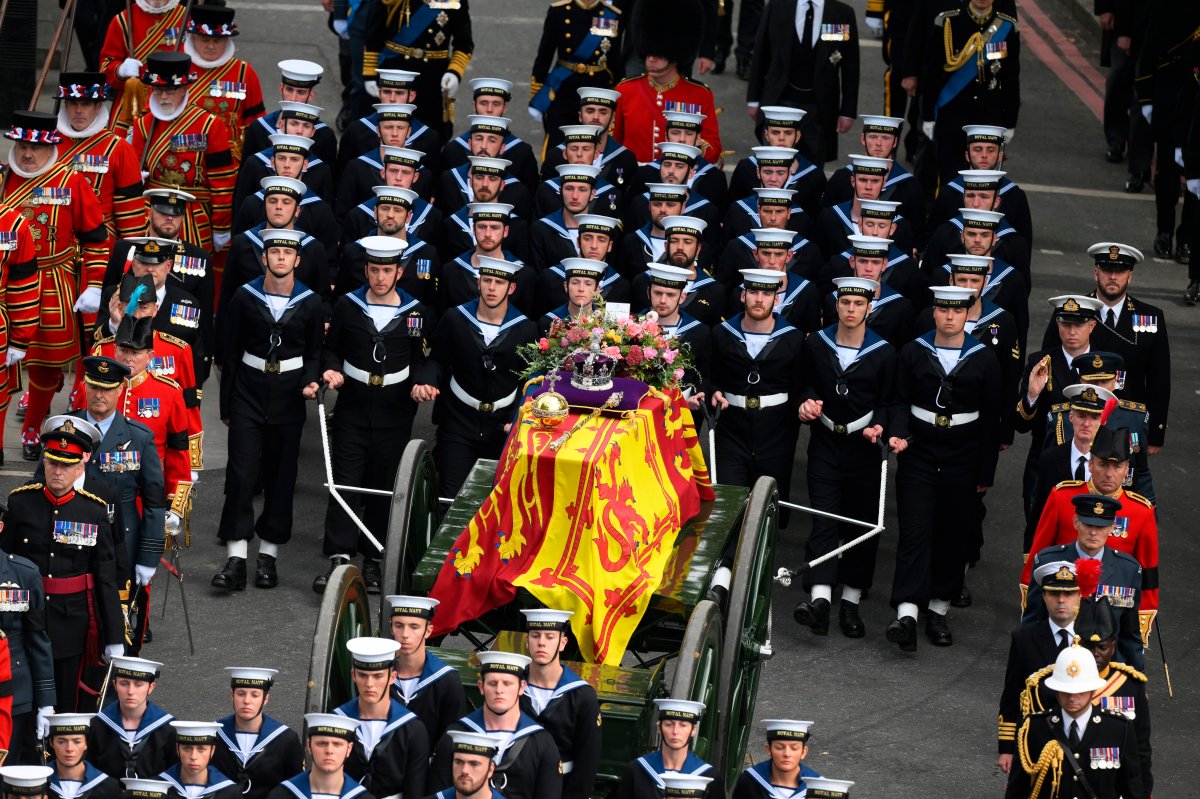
[
  {"xmin": 96, "ymin": 656, "xmax": 115, "ymax": 711},
  {"xmin": 159, "ymin": 536, "xmax": 195, "ymax": 655},
  {"xmin": 1154, "ymin": 616, "xmax": 1174, "ymax": 699}
]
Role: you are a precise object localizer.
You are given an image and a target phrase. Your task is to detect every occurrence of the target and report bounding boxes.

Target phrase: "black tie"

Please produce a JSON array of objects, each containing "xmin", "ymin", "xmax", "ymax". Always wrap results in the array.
[
  {"xmin": 1068, "ymin": 720, "xmax": 1081, "ymax": 749},
  {"xmin": 800, "ymin": 2, "xmax": 814, "ymax": 49},
  {"xmin": 1074, "ymin": 456, "xmax": 1086, "ymax": 481},
  {"xmin": 1106, "ymin": 308, "xmax": 1117, "ymax": 328},
  {"xmin": 1058, "ymin": 629, "xmax": 1071, "ymax": 651}
]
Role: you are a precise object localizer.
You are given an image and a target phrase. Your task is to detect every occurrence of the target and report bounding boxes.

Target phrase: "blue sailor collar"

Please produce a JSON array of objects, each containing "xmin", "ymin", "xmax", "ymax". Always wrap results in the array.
[
  {"xmin": 159, "ymin": 766, "xmax": 236, "ymax": 798},
  {"xmin": 841, "ymin": 159, "xmax": 912, "ymax": 188},
  {"xmin": 773, "ymin": 274, "xmax": 811, "ymax": 311},
  {"xmin": 915, "ymin": 330, "xmax": 987, "ymax": 360},
  {"xmin": 393, "ymin": 650, "xmax": 458, "ymax": 701},
  {"xmin": 216, "ymin": 714, "xmax": 292, "ymax": 765},
  {"xmin": 459, "ymin": 708, "xmax": 546, "ymax": 762},
  {"xmin": 279, "ymin": 771, "xmax": 368, "ymax": 799},
  {"xmin": 662, "ymin": 311, "xmax": 702, "ymax": 337},
  {"xmin": 637, "ymin": 750, "xmax": 713, "ymax": 786},
  {"xmin": 98, "ymin": 701, "xmax": 174, "ymax": 741},
  {"xmin": 408, "ymin": 198, "xmax": 433, "ymax": 232},
  {"xmin": 635, "ymin": 224, "xmax": 662, "ymax": 248},
  {"xmin": 50, "ymin": 763, "xmax": 110, "ymax": 797},
  {"xmin": 241, "ymin": 275, "xmax": 315, "ymax": 308},
  {"xmin": 746, "ymin": 760, "xmax": 819, "ymax": 799},
  {"xmin": 526, "ymin": 664, "xmax": 589, "ymax": 703},
  {"xmin": 357, "ymin": 152, "xmax": 383, "ymax": 171},
  {"xmin": 456, "ymin": 299, "xmax": 528, "ymax": 337},
  {"xmin": 347, "ymin": 285, "xmax": 419, "ymax": 318},
  {"xmin": 870, "ymin": 283, "xmax": 904, "ymax": 311},
  {"xmin": 970, "ymin": 300, "xmax": 1006, "ymax": 328},
  {"xmin": 721, "ymin": 313, "xmax": 797, "ymax": 345},
  {"xmin": 335, "ymin": 697, "xmax": 417, "ymax": 739},
  {"xmin": 816, "ymin": 323, "xmax": 888, "ymax": 365},
  {"xmin": 538, "ymin": 209, "xmax": 574, "ymax": 238}
]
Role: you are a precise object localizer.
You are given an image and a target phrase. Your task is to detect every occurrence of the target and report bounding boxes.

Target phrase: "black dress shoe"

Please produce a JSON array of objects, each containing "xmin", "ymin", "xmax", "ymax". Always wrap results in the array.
[
  {"xmin": 885, "ymin": 617, "xmax": 917, "ymax": 652},
  {"xmin": 1124, "ymin": 174, "xmax": 1145, "ymax": 193},
  {"xmin": 312, "ymin": 556, "xmax": 350, "ymax": 593},
  {"xmin": 143, "ymin": 624, "xmax": 153, "ymax": 644},
  {"xmin": 1185, "ymin": 281, "xmax": 1200, "ymax": 306},
  {"xmin": 255, "ymin": 554, "xmax": 278, "ymax": 588},
  {"xmin": 1176, "ymin": 241, "xmax": 1191, "ymax": 265},
  {"xmin": 21, "ymin": 442, "xmax": 39, "ymax": 461},
  {"xmin": 1153, "ymin": 231, "xmax": 1172, "ymax": 258},
  {"xmin": 793, "ymin": 597, "xmax": 830, "ymax": 635},
  {"xmin": 839, "ymin": 600, "xmax": 865, "ymax": 638},
  {"xmin": 212, "ymin": 557, "xmax": 247, "ymax": 591},
  {"xmin": 362, "ymin": 558, "xmax": 382, "ymax": 594},
  {"xmin": 711, "ymin": 51, "xmax": 728, "ymax": 75},
  {"xmin": 735, "ymin": 58, "xmax": 751, "ymax": 81},
  {"xmin": 950, "ymin": 582, "xmax": 972, "ymax": 608},
  {"xmin": 925, "ymin": 611, "xmax": 953, "ymax": 646},
  {"xmin": 336, "ymin": 106, "xmax": 353, "ymax": 133},
  {"xmin": 1104, "ymin": 147, "xmax": 1124, "ymax": 163}
]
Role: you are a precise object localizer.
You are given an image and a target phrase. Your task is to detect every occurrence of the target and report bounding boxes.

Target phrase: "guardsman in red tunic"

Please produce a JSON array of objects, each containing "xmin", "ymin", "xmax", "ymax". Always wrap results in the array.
[
  {"xmin": 54, "ymin": 72, "xmax": 147, "ymax": 240},
  {"xmin": 182, "ymin": 4, "xmax": 266, "ymax": 162},
  {"xmin": 99, "ymin": 0, "xmax": 188, "ymax": 130},
  {"xmin": 0, "ymin": 111, "xmax": 111, "ymax": 461},
  {"xmin": 0, "ymin": 203, "xmax": 40, "ymax": 460},
  {"xmin": 130, "ymin": 52, "xmax": 238, "ymax": 256}
]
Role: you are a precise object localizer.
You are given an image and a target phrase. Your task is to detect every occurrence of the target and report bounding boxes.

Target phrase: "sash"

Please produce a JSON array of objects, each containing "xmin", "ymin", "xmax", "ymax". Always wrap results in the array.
[
  {"xmin": 126, "ymin": 6, "xmax": 188, "ymax": 61},
  {"xmin": 394, "ymin": 3, "xmax": 439, "ymax": 47},
  {"xmin": 530, "ymin": 6, "xmax": 618, "ymax": 112},
  {"xmin": 935, "ymin": 18, "xmax": 1012, "ymax": 116}
]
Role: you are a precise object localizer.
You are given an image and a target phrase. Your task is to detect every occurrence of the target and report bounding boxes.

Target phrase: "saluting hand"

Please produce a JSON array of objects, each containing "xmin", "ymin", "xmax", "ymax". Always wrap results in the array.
[
  {"xmin": 798, "ymin": 399, "xmax": 822, "ymax": 422},
  {"xmin": 1027, "ymin": 355, "xmax": 1051, "ymax": 400}
]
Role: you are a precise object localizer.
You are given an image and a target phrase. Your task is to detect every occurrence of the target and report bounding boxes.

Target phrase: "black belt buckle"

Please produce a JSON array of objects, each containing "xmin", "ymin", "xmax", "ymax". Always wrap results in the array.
[
  {"xmin": 935, "ymin": 414, "xmax": 951, "ymax": 428},
  {"xmin": 747, "ymin": 396, "xmax": 761, "ymax": 410},
  {"xmin": 369, "ymin": 374, "xmax": 384, "ymax": 387},
  {"xmin": 265, "ymin": 361, "xmax": 280, "ymax": 374},
  {"xmin": 480, "ymin": 401, "xmax": 494, "ymax": 413}
]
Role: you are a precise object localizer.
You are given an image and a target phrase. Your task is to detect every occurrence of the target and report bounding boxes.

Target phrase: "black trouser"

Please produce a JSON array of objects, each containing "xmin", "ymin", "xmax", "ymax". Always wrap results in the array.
[
  {"xmin": 717, "ymin": 0, "xmax": 733, "ymax": 58},
  {"xmin": 218, "ymin": 417, "xmax": 305, "ymax": 545},
  {"xmin": 1104, "ymin": 41, "xmax": 1135, "ymax": 152},
  {"xmin": 323, "ymin": 415, "xmax": 414, "ymax": 557},
  {"xmin": 53, "ymin": 654, "xmax": 84, "ymax": 713},
  {"xmin": 890, "ymin": 452, "xmax": 977, "ymax": 608},
  {"xmin": 434, "ymin": 424, "xmax": 508, "ymax": 501},
  {"xmin": 8, "ymin": 710, "xmax": 34, "ymax": 764},
  {"xmin": 734, "ymin": 0, "xmax": 764, "ymax": 63},
  {"xmin": 713, "ymin": 410, "xmax": 798, "ymax": 525},
  {"xmin": 802, "ymin": 437, "xmax": 882, "ymax": 591}
]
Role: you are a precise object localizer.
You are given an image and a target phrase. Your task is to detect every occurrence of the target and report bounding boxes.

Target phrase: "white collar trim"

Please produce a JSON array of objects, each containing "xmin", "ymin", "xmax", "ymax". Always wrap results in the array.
[{"xmin": 57, "ymin": 106, "xmax": 111, "ymax": 140}]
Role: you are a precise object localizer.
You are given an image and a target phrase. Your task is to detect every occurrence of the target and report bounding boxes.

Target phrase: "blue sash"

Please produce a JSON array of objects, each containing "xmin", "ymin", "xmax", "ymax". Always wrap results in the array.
[
  {"xmin": 393, "ymin": 2, "xmax": 439, "ymax": 48},
  {"xmin": 935, "ymin": 19, "xmax": 1012, "ymax": 117},
  {"xmin": 530, "ymin": 7, "xmax": 618, "ymax": 113}
]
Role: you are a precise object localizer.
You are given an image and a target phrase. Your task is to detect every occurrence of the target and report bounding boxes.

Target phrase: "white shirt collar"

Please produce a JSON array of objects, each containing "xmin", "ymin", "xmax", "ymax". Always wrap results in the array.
[
  {"xmin": 1048, "ymin": 619, "xmax": 1074, "ymax": 642},
  {"xmin": 1069, "ymin": 442, "xmax": 1090, "ymax": 480},
  {"xmin": 1099, "ymin": 296, "xmax": 1123, "ymax": 324}
]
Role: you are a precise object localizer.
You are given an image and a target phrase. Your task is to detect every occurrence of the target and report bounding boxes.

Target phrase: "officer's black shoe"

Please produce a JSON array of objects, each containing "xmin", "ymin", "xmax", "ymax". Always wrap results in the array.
[
  {"xmin": 793, "ymin": 598, "xmax": 830, "ymax": 635},
  {"xmin": 336, "ymin": 107, "xmax": 353, "ymax": 133},
  {"xmin": 1153, "ymin": 231, "xmax": 1172, "ymax": 258},
  {"xmin": 362, "ymin": 558, "xmax": 382, "ymax": 594},
  {"xmin": 212, "ymin": 557, "xmax": 247, "ymax": 591},
  {"xmin": 925, "ymin": 611, "xmax": 953, "ymax": 646},
  {"xmin": 1185, "ymin": 281, "xmax": 1200, "ymax": 306},
  {"xmin": 1124, "ymin": 174, "xmax": 1144, "ymax": 193},
  {"xmin": 255, "ymin": 554, "xmax": 278, "ymax": 589},
  {"xmin": 950, "ymin": 582, "xmax": 972, "ymax": 608},
  {"xmin": 712, "ymin": 49, "xmax": 728, "ymax": 75},
  {"xmin": 312, "ymin": 556, "xmax": 350, "ymax": 594},
  {"xmin": 143, "ymin": 624, "xmax": 153, "ymax": 644},
  {"xmin": 735, "ymin": 58, "xmax": 751, "ymax": 81},
  {"xmin": 1104, "ymin": 147, "xmax": 1124, "ymax": 163},
  {"xmin": 839, "ymin": 601, "xmax": 865, "ymax": 638},
  {"xmin": 1176, "ymin": 242, "xmax": 1191, "ymax": 265},
  {"xmin": 21, "ymin": 442, "xmax": 39, "ymax": 461},
  {"xmin": 885, "ymin": 617, "xmax": 917, "ymax": 652}
]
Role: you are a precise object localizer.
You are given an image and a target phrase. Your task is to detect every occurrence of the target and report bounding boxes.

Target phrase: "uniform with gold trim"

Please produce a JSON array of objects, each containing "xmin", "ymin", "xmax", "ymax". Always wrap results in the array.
[
  {"xmin": 0, "ymin": 204, "xmax": 40, "ymax": 441},
  {"xmin": 98, "ymin": 0, "xmax": 188, "ymax": 125},
  {"xmin": 0, "ymin": 422, "xmax": 123, "ymax": 714},
  {"xmin": 362, "ymin": 0, "xmax": 474, "ymax": 140}
]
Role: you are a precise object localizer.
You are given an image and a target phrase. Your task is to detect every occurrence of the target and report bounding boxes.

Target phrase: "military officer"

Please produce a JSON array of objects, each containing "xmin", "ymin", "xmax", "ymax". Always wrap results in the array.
[
  {"xmin": 1, "ymin": 422, "xmax": 123, "ymax": 712},
  {"xmin": 46, "ymin": 712, "xmax": 122, "ymax": 798},
  {"xmin": 384, "ymin": 597, "xmax": 468, "ymax": 747},
  {"xmin": 159, "ymin": 721, "xmax": 241, "ymax": 799},
  {"xmin": 439, "ymin": 81, "xmax": 539, "ymax": 187},
  {"xmin": 265, "ymin": 714, "xmax": 372, "ymax": 799},
  {"xmin": 425, "ymin": 732, "xmax": 505, "ymax": 799},
  {"xmin": 730, "ymin": 720, "xmax": 821, "ymax": 799},
  {"xmin": 316, "ymin": 237, "xmax": 428, "ymax": 592},
  {"xmin": 89, "ymin": 657, "xmax": 177, "ymax": 779},
  {"xmin": 727, "ymin": 108, "xmax": 827, "ymax": 215},
  {"xmin": 212, "ymin": 668, "xmax": 304, "ymax": 799},
  {"xmin": 615, "ymin": 699, "xmax": 722, "ymax": 799},
  {"xmin": 1005, "ymin": 643, "xmax": 1143, "ymax": 799},
  {"xmin": 242, "ymin": 61, "xmax": 339, "ymax": 169},
  {"xmin": 885, "ymin": 286, "xmax": 1002, "ymax": 651},
  {"xmin": 428, "ymin": 652, "xmax": 562, "ymax": 799},
  {"xmin": 412, "ymin": 256, "xmax": 537, "ymax": 499},
  {"xmin": 336, "ymin": 639, "xmax": 429, "ymax": 799},
  {"xmin": 793, "ymin": 277, "xmax": 897, "ymax": 638},
  {"xmin": 518, "ymin": 610, "xmax": 601, "ymax": 799},
  {"xmin": 213, "ymin": 228, "xmax": 324, "ymax": 592}
]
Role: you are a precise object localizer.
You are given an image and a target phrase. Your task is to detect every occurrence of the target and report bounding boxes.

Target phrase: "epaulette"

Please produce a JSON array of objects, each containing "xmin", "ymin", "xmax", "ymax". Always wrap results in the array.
[
  {"xmin": 1123, "ymin": 490, "xmax": 1153, "ymax": 509},
  {"xmin": 157, "ymin": 331, "xmax": 189, "ymax": 348},
  {"xmin": 9, "ymin": 483, "xmax": 43, "ymax": 496},
  {"xmin": 933, "ymin": 9, "xmax": 960, "ymax": 25},
  {"xmin": 94, "ymin": 333, "xmax": 115, "ymax": 346},
  {"xmin": 996, "ymin": 12, "xmax": 1019, "ymax": 27},
  {"xmin": 615, "ymin": 76, "xmax": 639, "ymax": 87},
  {"xmin": 682, "ymin": 76, "xmax": 711, "ymax": 90},
  {"xmin": 151, "ymin": 373, "xmax": 181, "ymax": 389},
  {"xmin": 1053, "ymin": 479, "xmax": 1085, "ymax": 490},
  {"xmin": 1118, "ymin": 399, "xmax": 1147, "ymax": 413},
  {"xmin": 1049, "ymin": 402, "xmax": 1069, "ymax": 413},
  {"xmin": 600, "ymin": 0, "xmax": 621, "ymax": 12},
  {"xmin": 1109, "ymin": 662, "xmax": 1148, "ymax": 683},
  {"xmin": 75, "ymin": 487, "xmax": 107, "ymax": 505},
  {"xmin": 1024, "ymin": 664, "xmax": 1054, "ymax": 690},
  {"xmin": 550, "ymin": 0, "xmax": 570, "ymax": 7}
]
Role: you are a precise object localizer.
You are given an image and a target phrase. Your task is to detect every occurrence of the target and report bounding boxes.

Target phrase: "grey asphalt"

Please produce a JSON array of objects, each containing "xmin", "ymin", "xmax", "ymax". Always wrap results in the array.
[{"xmin": 2, "ymin": 0, "xmax": 1196, "ymax": 795}]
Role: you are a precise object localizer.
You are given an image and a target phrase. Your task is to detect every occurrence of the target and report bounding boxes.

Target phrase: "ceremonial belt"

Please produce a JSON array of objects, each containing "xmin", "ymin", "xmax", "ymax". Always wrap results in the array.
[
  {"xmin": 910, "ymin": 406, "xmax": 979, "ymax": 428},
  {"xmin": 935, "ymin": 17, "xmax": 1012, "ymax": 117},
  {"xmin": 449, "ymin": 377, "xmax": 517, "ymax": 413},
  {"xmin": 242, "ymin": 353, "xmax": 303, "ymax": 374},
  {"xmin": 531, "ymin": 11, "xmax": 614, "ymax": 112},
  {"xmin": 38, "ymin": 250, "xmax": 80, "ymax": 270},
  {"xmin": 45, "ymin": 572, "xmax": 101, "ymax": 666},
  {"xmin": 385, "ymin": 42, "xmax": 450, "ymax": 61},
  {"xmin": 561, "ymin": 761, "xmax": 574, "ymax": 775},
  {"xmin": 819, "ymin": 411, "xmax": 874, "ymax": 435},
  {"xmin": 557, "ymin": 58, "xmax": 607, "ymax": 75},
  {"xmin": 344, "ymin": 362, "xmax": 410, "ymax": 387},
  {"xmin": 725, "ymin": 392, "xmax": 787, "ymax": 410},
  {"xmin": 43, "ymin": 574, "xmax": 93, "ymax": 594}
]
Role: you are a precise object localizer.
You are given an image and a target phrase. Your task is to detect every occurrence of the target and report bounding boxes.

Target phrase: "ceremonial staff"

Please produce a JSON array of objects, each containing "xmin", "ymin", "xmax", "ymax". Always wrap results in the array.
[{"xmin": 28, "ymin": 0, "xmax": 79, "ymax": 110}]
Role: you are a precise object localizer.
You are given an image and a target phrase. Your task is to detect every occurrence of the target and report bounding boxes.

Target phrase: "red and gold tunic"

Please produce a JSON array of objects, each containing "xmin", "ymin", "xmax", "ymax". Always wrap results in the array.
[
  {"xmin": 0, "ymin": 164, "xmax": 109, "ymax": 368},
  {"xmin": 612, "ymin": 74, "xmax": 723, "ymax": 163},
  {"xmin": 99, "ymin": 3, "xmax": 188, "ymax": 128},
  {"xmin": 118, "ymin": 369, "xmax": 191, "ymax": 497},
  {"xmin": 129, "ymin": 107, "xmax": 236, "ymax": 251},
  {"xmin": 186, "ymin": 57, "xmax": 265, "ymax": 163},
  {"xmin": 0, "ymin": 207, "xmax": 41, "ymax": 404},
  {"xmin": 56, "ymin": 130, "xmax": 146, "ymax": 239}
]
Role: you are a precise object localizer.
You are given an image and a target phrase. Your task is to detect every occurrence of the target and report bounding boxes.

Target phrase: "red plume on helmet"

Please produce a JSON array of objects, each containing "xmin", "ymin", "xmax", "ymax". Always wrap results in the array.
[
  {"xmin": 1075, "ymin": 558, "xmax": 1102, "ymax": 598},
  {"xmin": 1099, "ymin": 396, "xmax": 1119, "ymax": 426}
]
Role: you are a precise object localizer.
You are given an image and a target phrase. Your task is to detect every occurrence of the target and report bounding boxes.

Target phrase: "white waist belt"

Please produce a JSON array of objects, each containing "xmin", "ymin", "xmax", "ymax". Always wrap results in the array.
[
  {"xmin": 910, "ymin": 406, "xmax": 980, "ymax": 428},
  {"xmin": 241, "ymin": 353, "xmax": 302, "ymax": 373},
  {"xmin": 450, "ymin": 376, "xmax": 518, "ymax": 413},
  {"xmin": 819, "ymin": 411, "xmax": 874, "ymax": 434},
  {"xmin": 344, "ymin": 362, "xmax": 410, "ymax": 387},
  {"xmin": 725, "ymin": 392, "xmax": 787, "ymax": 410}
]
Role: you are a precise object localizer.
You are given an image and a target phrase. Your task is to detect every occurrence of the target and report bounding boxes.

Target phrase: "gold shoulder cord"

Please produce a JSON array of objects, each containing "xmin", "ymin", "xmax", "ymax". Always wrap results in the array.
[
  {"xmin": 1017, "ymin": 718, "xmax": 1063, "ymax": 799},
  {"xmin": 944, "ymin": 22, "xmax": 985, "ymax": 73},
  {"xmin": 382, "ymin": 0, "xmax": 412, "ymax": 27}
]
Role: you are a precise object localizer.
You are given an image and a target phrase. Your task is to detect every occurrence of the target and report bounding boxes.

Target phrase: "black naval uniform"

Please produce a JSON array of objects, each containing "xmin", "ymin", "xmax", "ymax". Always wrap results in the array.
[
  {"xmin": 335, "ymin": 155, "xmax": 436, "ymax": 221},
  {"xmin": 159, "ymin": 764, "xmax": 242, "ymax": 799},
  {"xmin": 321, "ymin": 287, "xmax": 428, "ymax": 558},
  {"xmin": 221, "ymin": 226, "xmax": 331, "ymax": 313},
  {"xmin": 243, "ymin": 112, "xmax": 339, "ymax": 172},
  {"xmin": 819, "ymin": 285, "xmax": 914, "ymax": 346},
  {"xmin": 662, "ymin": 313, "xmax": 712, "ymax": 400},
  {"xmin": 391, "ymin": 651, "xmax": 469, "ymax": 747},
  {"xmin": 821, "ymin": 244, "xmax": 931, "ymax": 308},
  {"xmin": 215, "ymin": 277, "xmax": 324, "ymax": 547},
  {"xmin": 49, "ymin": 763, "xmax": 122, "ymax": 799},
  {"xmin": 798, "ymin": 326, "xmax": 897, "ymax": 592},
  {"xmin": 336, "ymin": 237, "xmax": 443, "ymax": 315},
  {"xmin": 1087, "ymin": 295, "xmax": 1170, "ymax": 449},
  {"xmin": 213, "ymin": 714, "xmax": 305, "ymax": 799},
  {"xmin": 888, "ymin": 332, "xmax": 1002, "ymax": 612},
  {"xmin": 716, "ymin": 234, "xmax": 825, "ymax": 288},
  {"xmin": 428, "ymin": 710, "xmax": 562, "ymax": 799},
  {"xmin": 921, "ymin": 217, "xmax": 1031, "ymax": 298},
  {"xmin": 722, "ymin": 274, "xmax": 822, "ymax": 335},
  {"xmin": 821, "ymin": 162, "xmax": 927, "ymax": 240},
  {"xmin": 725, "ymin": 155, "xmax": 827, "ymax": 217},
  {"xmin": 439, "ymin": 252, "xmax": 537, "ymax": 316},
  {"xmin": 930, "ymin": 173, "xmax": 1034, "ymax": 249},
  {"xmin": 1014, "ymin": 346, "xmax": 1084, "ymax": 523},
  {"xmin": 931, "ymin": 257, "xmax": 1029, "ymax": 350},
  {"xmin": 415, "ymin": 300, "xmax": 537, "ymax": 498},
  {"xmin": 0, "ymin": 547, "xmax": 55, "ymax": 763},
  {"xmin": 233, "ymin": 191, "xmax": 340, "ymax": 264},
  {"xmin": 233, "ymin": 152, "xmax": 336, "ymax": 210},
  {"xmin": 1006, "ymin": 708, "xmax": 1143, "ymax": 799},
  {"xmin": 433, "ymin": 166, "xmax": 532, "ymax": 219},
  {"xmin": 350, "ymin": 198, "xmax": 446, "ymax": 258},
  {"xmin": 441, "ymin": 131, "xmax": 540, "ymax": 189},
  {"xmin": 267, "ymin": 772, "xmax": 374, "ymax": 799},
  {"xmin": 629, "ymin": 162, "xmax": 728, "ymax": 217},
  {"xmin": 538, "ymin": 262, "xmax": 629, "ymax": 317},
  {"xmin": 519, "ymin": 666, "xmax": 601, "ymax": 799},
  {"xmin": 337, "ymin": 113, "xmax": 444, "ymax": 177},
  {"xmin": 710, "ymin": 313, "xmax": 806, "ymax": 516},
  {"xmin": 90, "ymin": 702, "xmax": 177, "ymax": 779},
  {"xmin": 540, "ymin": 136, "xmax": 639, "ymax": 189},
  {"xmin": 615, "ymin": 749, "xmax": 723, "ymax": 799},
  {"xmin": 719, "ymin": 199, "xmax": 812, "ymax": 253},
  {"xmin": 336, "ymin": 698, "xmax": 430, "ymax": 799},
  {"xmin": 812, "ymin": 201, "xmax": 916, "ymax": 260},
  {"xmin": 1, "ymin": 483, "xmax": 122, "ymax": 713}
]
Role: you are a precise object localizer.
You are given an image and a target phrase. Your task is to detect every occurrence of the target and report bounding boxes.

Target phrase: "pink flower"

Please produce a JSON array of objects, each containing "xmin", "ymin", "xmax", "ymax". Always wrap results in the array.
[
  {"xmin": 674, "ymin": 368, "xmax": 685, "ymax": 380},
  {"xmin": 567, "ymin": 326, "xmax": 587, "ymax": 344},
  {"xmin": 538, "ymin": 338, "xmax": 550, "ymax": 351},
  {"xmin": 559, "ymin": 337, "xmax": 569, "ymax": 347},
  {"xmin": 643, "ymin": 347, "xmax": 658, "ymax": 359},
  {"xmin": 626, "ymin": 323, "xmax": 643, "ymax": 338},
  {"xmin": 662, "ymin": 348, "xmax": 678, "ymax": 364},
  {"xmin": 603, "ymin": 345, "xmax": 622, "ymax": 358},
  {"xmin": 643, "ymin": 321, "xmax": 660, "ymax": 336}
]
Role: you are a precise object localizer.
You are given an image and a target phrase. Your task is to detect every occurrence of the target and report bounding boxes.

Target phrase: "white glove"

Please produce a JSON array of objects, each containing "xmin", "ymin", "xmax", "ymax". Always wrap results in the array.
[
  {"xmin": 135, "ymin": 563, "xmax": 157, "ymax": 586},
  {"xmin": 190, "ymin": 470, "xmax": 201, "ymax": 483},
  {"xmin": 365, "ymin": 80, "xmax": 379, "ymax": 98},
  {"xmin": 1187, "ymin": 178, "xmax": 1200, "ymax": 198},
  {"xmin": 1175, "ymin": 147, "xmax": 1184, "ymax": 168},
  {"xmin": 165, "ymin": 512, "xmax": 182, "ymax": 537},
  {"xmin": 212, "ymin": 231, "xmax": 231, "ymax": 251},
  {"xmin": 440, "ymin": 72, "xmax": 460, "ymax": 95},
  {"xmin": 921, "ymin": 121, "xmax": 936, "ymax": 141},
  {"xmin": 332, "ymin": 19, "xmax": 349, "ymax": 39},
  {"xmin": 141, "ymin": 170, "xmax": 150, "ymax": 181},
  {"xmin": 527, "ymin": 106, "xmax": 543, "ymax": 123},
  {"xmin": 73, "ymin": 286, "xmax": 102, "ymax": 314},
  {"xmin": 1003, "ymin": 128, "xmax": 1015, "ymax": 144},
  {"xmin": 865, "ymin": 17, "xmax": 884, "ymax": 38},
  {"xmin": 5, "ymin": 347, "xmax": 24, "ymax": 367},
  {"xmin": 118, "ymin": 57, "xmax": 143, "ymax": 79},
  {"xmin": 1141, "ymin": 105, "xmax": 1152, "ymax": 124},
  {"xmin": 36, "ymin": 706, "xmax": 54, "ymax": 739},
  {"xmin": 104, "ymin": 643, "xmax": 124, "ymax": 662}
]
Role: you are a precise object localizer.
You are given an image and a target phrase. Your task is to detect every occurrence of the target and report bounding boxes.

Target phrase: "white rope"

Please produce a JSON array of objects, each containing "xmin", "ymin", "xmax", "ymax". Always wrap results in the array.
[{"xmin": 317, "ymin": 397, "xmax": 385, "ymax": 554}]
